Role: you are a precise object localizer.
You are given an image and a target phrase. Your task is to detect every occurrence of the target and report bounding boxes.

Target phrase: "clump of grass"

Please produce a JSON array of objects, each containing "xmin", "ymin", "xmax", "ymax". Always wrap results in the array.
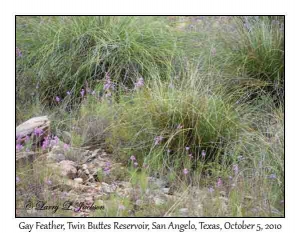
[
  {"xmin": 16, "ymin": 16, "xmax": 191, "ymax": 108},
  {"xmin": 212, "ymin": 16, "xmax": 284, "ymax": 103},
  {"xmin": 85, "ymin": 73, "xmax": 243, "ymax": 174}
]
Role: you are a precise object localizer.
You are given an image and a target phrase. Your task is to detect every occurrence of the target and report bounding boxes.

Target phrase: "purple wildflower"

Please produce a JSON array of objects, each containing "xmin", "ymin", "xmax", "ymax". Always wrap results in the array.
[
  {"xmin": 34, "ymin": 128, "xmax": 44, "ymax": 136},
  {"xmin": 80, "ymin": 89, "xmax": 85, "ymax": 97},
  {"xmin": 208, "ymin": 187, "xmax": 214, "ymax": 193},
  {"xmin": 25, "ymin": 148, "xmax": 30, "ymax": 152},
  {"xmin": 103, "ymin": 169, "xmax": 110, "ymax": 175},
  {"xmin": 201, "ymin": 150, "xmax": 206, "ymax": 159},
  {"xmin": 16, "ymin": 136, "xmax": 22, "ymax": 144},
  {"xmin": 183, "ymin": 168, "xmax": 189, "ymax": 175},
  {"xmin": 16, "ymin": 47, "xmax": 22, "ymax": 57},
  {"xmin": 185, "ymin": 146, "xmax": 190, "ymax": 151},
  {"xmin": 134, "ymin": 162, "xmax": 138, "ymax": 167},
  {"xmin": 25, "ymin": 135, "xmax": 30, "ymax": 143},
  {"xmin": 66, "ymin": 91, "xmax": 71, "ymax": 95},
  {"xmin": 63, "ymin": 143, "xmax": 70, "ymax": 151},
  {"xmin": 16, "ymin": 144, "xmax": 23, "ymax": 152},
  {"xmin": 16, "ymin": 176, "xmax": 20, "ymax": 183},
  {"xmin": 46, "ymin": 179, "xmax": 52, "ymax": 185},
  {"xmin": 269, "ymin": 174, "xmax": 277, "ymax": 179},
  {"xmin": 118, "ymin": 204, "xmax": 125, "ymax": 210},
  {"xmin": 154, "ymin": 136, "xmax": 163, "ymax": 145},
  {"xmin": 216, "ymin": 177, "xmax": 223, "ymax": 187},
  {"xmin": 55, "ymin": 96, "xmax": 60, "ymax": 102},
  {"xmin": 134, "ymin": 77, "xmax": 144, "ymax": 89},
  {"xmin": 233, "ymin": 164, "xmax": 239, "ymax": 176},
  {"xmin": 103, "ymin": 73, "xmax": 114, "ymax": 91},
  {"xmin": 42, "ymin": 136, "xmax": 50, "ymax": 150},
  {"xmin": 167, "ymin": 149, "xmax": 171, "ymax": 153},
  {"xmin": 130, "ymin": 155, "xmax": 136, "ymax": 161}
]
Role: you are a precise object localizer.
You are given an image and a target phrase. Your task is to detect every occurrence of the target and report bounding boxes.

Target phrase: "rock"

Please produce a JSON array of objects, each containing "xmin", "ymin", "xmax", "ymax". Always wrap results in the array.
[
  {"xmin": 148, "ymin": 177, "xmax": 168, "ymax": 189},
  {"xmin": 47, "ymin": 146, "xmax": 65, "ymax": 162},
  {"xmin": 178, "ymin": 208, "xmax": 189, "ymax": 216},
  {"xmin": 101, "ymin": 182, "xmax": 116, "ymax": 193},
  {"xmin": 219, "ymin": 191, "xmax": 227, "ymax": 197},
  {"xmin": 154, "ymin": 196, "xmax": 167, "ymax": 206},
  {"xmin": 82, "ymin": 164, "xmax": 88, "ymax": 170},
  {"xmin": 135, "ymin": 199, "xmax": 143, "ymax": 206},
  {"xmin": 16, "ymin": 116, "xmax": 50, "ymax": 143},
  {"xmin": 244, "ymin": 195, "xmax": 254, "ymax": 201},
  {"xmin": 77, "ymin": 169, "xmax": 89, "ymax": 181},
  {"xmin": 61, "ymin": 131, "xmax": 72, "ymax": 144},
  {"xmin": 74, "ymin": 178, "xmax": 83, "ymax": 184},
  {"xmin": 162, "ymin": 188, "xmax": 170, "ymax": 194},
  {"xmin": 16, "ymin": 152, "xmax": 36, "ymax": 168},
  {"xmin": 59, "ymin": 160, "xmax": 77, "ymax": 179}
]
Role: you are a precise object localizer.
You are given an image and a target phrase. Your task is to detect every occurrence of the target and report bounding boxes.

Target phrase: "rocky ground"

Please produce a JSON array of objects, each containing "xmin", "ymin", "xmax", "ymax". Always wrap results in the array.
[{"xmin": 16, "ymin": 117, "xmax": 229, "ymax": 217}]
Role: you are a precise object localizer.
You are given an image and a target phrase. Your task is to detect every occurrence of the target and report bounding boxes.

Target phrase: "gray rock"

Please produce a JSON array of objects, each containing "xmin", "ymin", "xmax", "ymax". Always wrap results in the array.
[
  {"xmin": 178, "ymin": 208, "xmax": 189, "ymax": 216},
  {"xmin": 162, "ymin": 188, "xmax": 170, "ymax": 194},
  {"xmin": 74, "ymin": 178, "xmax": 83, "ymax": 184},
  {"xmin": 47, "ymin": 146, "xmax": 66, "ymax": 162},
  {"xmin": 101, "ymin": 182, "xmax": 115, "ymax": 193},
  {"xmin": 59, "ymin": 160, "xmax": 77, "ymax": 179},
  {"xmin": 61, "ymin": 131, "xmax": 72, "ymax": 144},
  {"xmin": 154, "ymin": 196, "xmax": 167, "ymax": 206},
  {"xmin": 16, "ymin": 151, "xmax": 36, "ymax": 168}
]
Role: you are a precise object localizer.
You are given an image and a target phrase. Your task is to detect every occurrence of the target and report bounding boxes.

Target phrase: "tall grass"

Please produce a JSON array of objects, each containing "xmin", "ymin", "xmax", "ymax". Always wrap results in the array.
[
  {"xmin": 16, "ymin": 16, "xmax": 193, "ymax": 109},
  {"xmin": 16, "ymin": 16, "xmax": 284, "ymax": 217}
]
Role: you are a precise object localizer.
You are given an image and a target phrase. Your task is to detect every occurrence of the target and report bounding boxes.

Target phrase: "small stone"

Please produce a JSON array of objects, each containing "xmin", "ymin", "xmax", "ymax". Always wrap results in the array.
[
  {"xmin": 82, "ymin": 164, "xmax": 88, "ymax": 170},
  {"xmin": 162, "ymin": 188, "xmax": 170, "ymax": 194},
  {"xmin": 74, "ymin": 178, "xmax": 83, "ymax": 184},
  {"xmin": 220, "ymin": 191, "xmax": 226, "ymax": 197},
  {"xmin": 59, "ymin": 160, "xmax": 77, "ymax": 179},
  {"xmin": 178, "ymin": 208, "xmax": 189, "ymax": 216},
  {"xmin": 135, "ymin": 199, "xmax": 143, "ymax": 206},
  {"xmin": 61, "ymin": 131, "xmax": 72, "ymax": 144},
  {"xmin": 101, "ymin": 182, "xmax": 115, "ymax": 193},
  {"xmin": 154, "ymin": 196, "xmax": 166, "ymax": 206},
  {"xmin": 244, "ymin": 195, "xmax": 253, "ymax": 200}
]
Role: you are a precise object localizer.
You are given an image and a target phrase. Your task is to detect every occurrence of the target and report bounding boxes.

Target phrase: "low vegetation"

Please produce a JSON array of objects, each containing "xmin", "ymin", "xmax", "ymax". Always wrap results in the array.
[{"xmin": 16, "ymin": 16, "xmax": 284, "ymax": 217}]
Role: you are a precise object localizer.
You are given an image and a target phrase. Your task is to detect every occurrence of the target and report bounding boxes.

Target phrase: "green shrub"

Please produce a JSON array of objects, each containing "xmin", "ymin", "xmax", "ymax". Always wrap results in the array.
[
  {"xmin": 214, "ymin": 16, "xmax": 284, "ymax": 102},
  {"xmin": 102, "ymin": 79, "xmax": 241, "ymax": 173},
  {"xmin": 16, "ymin": 16, "xmax": 189, "ymax": 107}
]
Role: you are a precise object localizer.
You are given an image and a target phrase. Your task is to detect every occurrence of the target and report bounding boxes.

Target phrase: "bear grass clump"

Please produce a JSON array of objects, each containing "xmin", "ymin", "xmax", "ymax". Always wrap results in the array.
[
  {"xmin": 101, "ymin": 79, "xmax": 242, "ymax": 173},
  {"xmin": 16, "ymin": 16, "xmax": 192, "ymax": 112}
]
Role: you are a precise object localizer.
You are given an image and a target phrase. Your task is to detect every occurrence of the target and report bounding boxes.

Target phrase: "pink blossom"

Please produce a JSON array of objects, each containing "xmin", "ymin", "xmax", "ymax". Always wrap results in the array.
[
  {"xmin": 154, "ymin": 136, "xmax": 163, "ymax": 145},
  {"xmin": 233, "ymin": 164, "xmax": 239, "ymax": 176},
  {"xmin": 130, "ymin": 155, "xmax": 136, "ymax": 161},
  {"xmin": 16, "ymin": 144, "xmax": 23, "ymax": 152},
  {"xmin": 216, "ymin": 177, "xmax": 223, "ymax": 187},
  {"xmin": 80, "ymin": 89, "xmax": 85, "ymax": 97},
  {"xmin": 63, "ymin": 144, "xmax": 70, "ymax": 151},
  {"xmin": 134, "ymin": 77, "xmax": 144, "ymax": 89},
  {"xmin": 183, "ymin": 168, "xmax": 189, "ymax": 175},
  {"xmin": 201, "ymin": 150, "xmax": 206, "ymax": 159}
]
